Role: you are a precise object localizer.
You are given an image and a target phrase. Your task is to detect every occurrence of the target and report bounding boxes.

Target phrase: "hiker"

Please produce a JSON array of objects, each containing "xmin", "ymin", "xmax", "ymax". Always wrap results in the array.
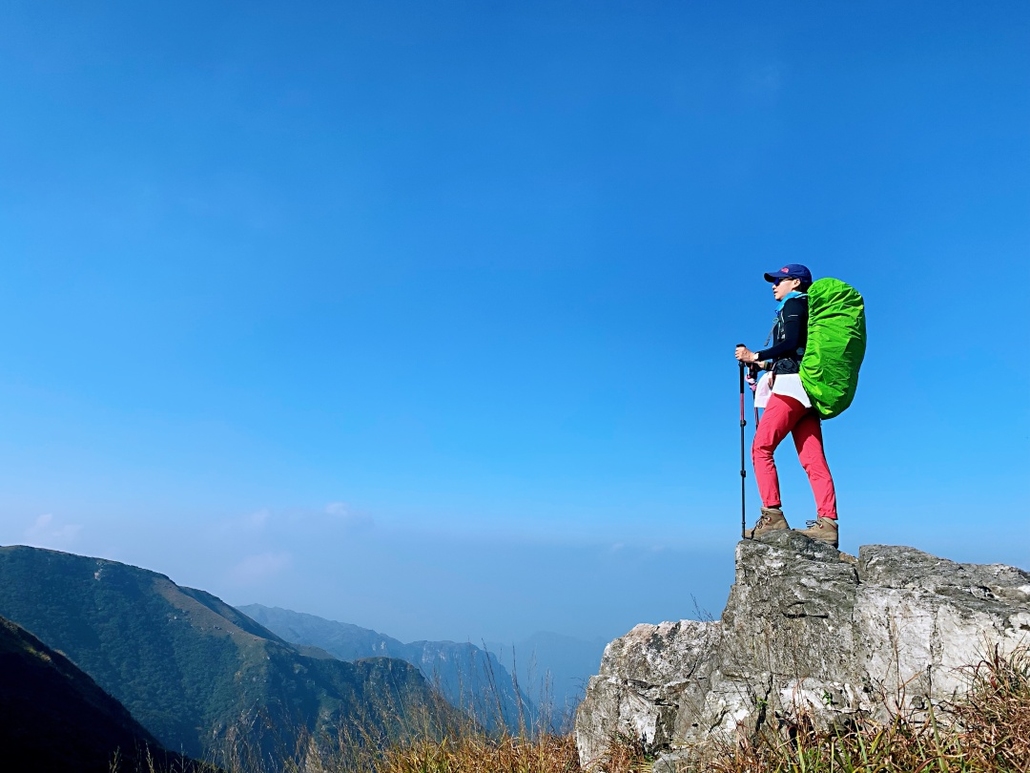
[{"xmin": 734, "ymin": 264, "xmax": 839, "ymax": 548}]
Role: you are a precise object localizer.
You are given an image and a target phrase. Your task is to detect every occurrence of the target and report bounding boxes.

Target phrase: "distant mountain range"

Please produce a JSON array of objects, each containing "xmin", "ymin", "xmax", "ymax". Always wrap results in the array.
[
  {"xmin": 239, "ymin": 604, "xmax": 534, "ymax": 731},
  {"xmin": 0, "ymin": 613, "xmax": 200, "ymax": 773},
  {"xmin": 0, "ymin": 546, "xmax": 456, "ymax": 764},
  {"xmin": 237, "ymin": 605, "xmax": 607, "ymax": 731}
]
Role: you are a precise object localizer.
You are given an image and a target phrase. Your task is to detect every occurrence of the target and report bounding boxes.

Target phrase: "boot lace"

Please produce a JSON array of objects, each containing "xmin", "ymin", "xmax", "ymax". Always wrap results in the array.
[{"xmin": 755, "ymin": 512, "xmax": 775, "ymax": 528}]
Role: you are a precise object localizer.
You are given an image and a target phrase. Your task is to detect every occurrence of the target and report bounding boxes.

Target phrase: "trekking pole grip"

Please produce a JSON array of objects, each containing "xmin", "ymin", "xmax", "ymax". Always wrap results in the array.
[{"xmin": 737, "ymin": 350, "xmax": 746, "ymax": 427}]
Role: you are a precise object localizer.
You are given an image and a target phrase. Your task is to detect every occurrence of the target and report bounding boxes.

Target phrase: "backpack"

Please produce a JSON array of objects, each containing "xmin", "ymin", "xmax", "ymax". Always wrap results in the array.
[{"xmin": 799, "ymin": 278, "xmax": 867, "ymax": 419}]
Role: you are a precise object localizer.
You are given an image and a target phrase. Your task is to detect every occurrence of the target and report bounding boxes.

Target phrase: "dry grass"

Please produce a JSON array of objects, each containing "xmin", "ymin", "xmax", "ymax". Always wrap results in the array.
[
  {"xmin": 689, "ymin": 645, "xmax": 1030, "ymax": 773},
  {"xmin": 111, "ymin": 647, "xmax": 1030, "ymax": 773},
  {"xmin": 358, "ymin": 645, "xmax": 1030, "ymax": 773},
  {"xmin": 371, "ymin": 733, "xmax": 581, "ymax": 773},
  {"xmin": 947, "ymin": 646, "xmax": 1030, "ymax": 772}
]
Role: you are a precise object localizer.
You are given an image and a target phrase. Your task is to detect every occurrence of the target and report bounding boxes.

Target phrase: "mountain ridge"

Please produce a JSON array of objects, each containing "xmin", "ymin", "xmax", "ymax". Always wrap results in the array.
[
  {"xmin": 0, "ymin": 545, "xmax": 456, "ymax": 764},
  {"xmin": 239, "ymin": 603, "xmax": 535, "ymax": 731}
]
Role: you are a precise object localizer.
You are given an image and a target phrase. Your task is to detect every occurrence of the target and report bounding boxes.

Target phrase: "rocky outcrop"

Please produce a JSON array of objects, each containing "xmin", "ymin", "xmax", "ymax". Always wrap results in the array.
[{"xmin": 575, "ymin": 532, "xmax": 1030, "ymax": 769}]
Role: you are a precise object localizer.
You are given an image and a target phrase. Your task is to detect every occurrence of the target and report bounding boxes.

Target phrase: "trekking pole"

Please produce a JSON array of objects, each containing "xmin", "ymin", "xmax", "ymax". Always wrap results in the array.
[{"xmin": 737, "ymin": 349, "xmax": 747, "ymax": 539}]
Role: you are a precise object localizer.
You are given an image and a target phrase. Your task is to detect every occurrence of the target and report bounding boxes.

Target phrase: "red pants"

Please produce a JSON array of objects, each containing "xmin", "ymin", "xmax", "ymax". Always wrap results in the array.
[{"xmin": 752, "ymin": 394, "xmax": 838, "ymax": 519}]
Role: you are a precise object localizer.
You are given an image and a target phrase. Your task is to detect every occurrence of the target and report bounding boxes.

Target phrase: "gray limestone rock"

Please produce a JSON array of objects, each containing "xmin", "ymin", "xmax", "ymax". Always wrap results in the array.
[
  {"xmin": 855, "ymin": 545, "xmax": 1030, "ymax": 717},
  {"xmin": 574, "ymin": 619, "xmax": 720, "ymax": 769},
  {"xmin": 574, "ymin": 534, "xmax": 1030, "ymax": 769}
]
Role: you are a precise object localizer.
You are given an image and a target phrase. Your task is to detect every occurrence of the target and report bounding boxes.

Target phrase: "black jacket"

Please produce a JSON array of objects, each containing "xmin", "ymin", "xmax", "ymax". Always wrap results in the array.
[{"xmin": 756, "ymin": 295, "xmax": 807, "ymax": 375}]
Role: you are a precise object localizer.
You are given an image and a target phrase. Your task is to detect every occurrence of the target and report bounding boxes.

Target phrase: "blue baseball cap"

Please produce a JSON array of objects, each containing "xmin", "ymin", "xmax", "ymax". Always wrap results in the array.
[{"xmin": 763, "ymin": 263, "xmax": 813, "ymax": 285}]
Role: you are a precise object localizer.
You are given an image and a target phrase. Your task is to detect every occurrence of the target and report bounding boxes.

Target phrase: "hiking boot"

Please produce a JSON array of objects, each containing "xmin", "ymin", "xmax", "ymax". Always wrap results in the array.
[
  {"xmin": 745, "ymin": 507, "xmax": 789, "ymax": 539},
  {"xmin": 796, "ymin": 517, "xmax": 839, "ymax": 548}
]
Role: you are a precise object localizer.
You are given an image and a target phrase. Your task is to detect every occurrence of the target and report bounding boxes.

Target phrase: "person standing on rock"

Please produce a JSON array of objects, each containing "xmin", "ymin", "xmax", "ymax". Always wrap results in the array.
[{"xmin": 734, "ymin": 264, "xmax": 839, "ymax": 548}]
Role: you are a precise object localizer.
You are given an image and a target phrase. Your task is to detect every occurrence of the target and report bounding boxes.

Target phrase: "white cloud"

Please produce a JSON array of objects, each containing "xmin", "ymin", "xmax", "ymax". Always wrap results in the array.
[
  {"xmin": 228, "ymin": 551, "xmax": 292, "ymax": 585},
  {"xmin": 325, "ymin": 501, "xmax": 348, "ymax": 516},
  {"xmin": 324, "ymin": 501, "xmax": 374, "ymax": 530},
  {"xmin": 25, "ymin": 514, "xmax": 81, "ymax": 548}
]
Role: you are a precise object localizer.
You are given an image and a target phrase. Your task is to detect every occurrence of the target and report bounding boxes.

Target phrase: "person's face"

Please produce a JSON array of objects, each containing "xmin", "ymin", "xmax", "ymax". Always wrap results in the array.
[{"xmin": 772, "ymin": 276, "xmax": 801, "ymax": 301}]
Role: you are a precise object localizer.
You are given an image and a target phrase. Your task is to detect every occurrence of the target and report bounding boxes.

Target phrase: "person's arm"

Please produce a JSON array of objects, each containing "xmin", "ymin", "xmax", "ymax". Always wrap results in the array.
[{"xmin": 754, "ymin": 297, "xmax": 806, "ymax": 361}]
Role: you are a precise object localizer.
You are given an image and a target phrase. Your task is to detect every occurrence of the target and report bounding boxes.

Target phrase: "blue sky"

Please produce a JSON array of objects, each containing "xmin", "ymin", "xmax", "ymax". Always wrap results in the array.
[{"xmin": 1, "ymin": 1, "xmax": 1027, "ymax": 644}]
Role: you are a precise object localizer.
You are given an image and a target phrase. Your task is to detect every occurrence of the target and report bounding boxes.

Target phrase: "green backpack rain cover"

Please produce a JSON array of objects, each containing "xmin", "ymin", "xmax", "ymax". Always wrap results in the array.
[{"xmin": 800, "ymin": 278, "xmax": 867, "ymax": 419}]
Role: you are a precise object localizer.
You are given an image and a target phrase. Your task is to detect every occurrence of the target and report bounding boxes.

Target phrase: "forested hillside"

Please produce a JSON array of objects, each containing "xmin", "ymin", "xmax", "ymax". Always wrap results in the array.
[
  {"xmin": 0, "ymin": 545, "xmax": 457, "ymax": 764},
  {"xmin": 0, "ymin": 614, "xmax": 201, "ymax": 773}
]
